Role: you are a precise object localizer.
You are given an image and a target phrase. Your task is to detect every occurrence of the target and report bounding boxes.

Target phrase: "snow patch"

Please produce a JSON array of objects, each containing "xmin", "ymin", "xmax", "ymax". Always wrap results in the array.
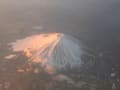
[{"xmin": 4, "ymin": 54, "xmax": 17, "ymax": 60}]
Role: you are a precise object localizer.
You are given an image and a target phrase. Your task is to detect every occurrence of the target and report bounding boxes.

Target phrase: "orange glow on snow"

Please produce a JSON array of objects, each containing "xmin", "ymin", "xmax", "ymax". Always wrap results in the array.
[
  {"xmin": 23, "ymin": 48, "xmax": 32, "ymax": 58},
  {"xmin": 34, "ymin": 68, "xmax": 40, "ymax": 74},
  {"xmin": 10, "ymin": 33, "xmax": 63, "ymax": 74},
  {"xmin": 45, "ymin": 65, "xmax": 55, "ymax": 74},
  {"xmin": 17, "ymin": 69, "xmax": 25, "ymax": 73}
]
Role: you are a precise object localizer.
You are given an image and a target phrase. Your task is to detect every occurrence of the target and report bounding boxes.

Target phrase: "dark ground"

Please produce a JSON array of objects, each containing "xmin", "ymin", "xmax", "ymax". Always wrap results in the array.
[{"xmin": 0, "ymin": 0, "xmax": 120, "ymax": 90}]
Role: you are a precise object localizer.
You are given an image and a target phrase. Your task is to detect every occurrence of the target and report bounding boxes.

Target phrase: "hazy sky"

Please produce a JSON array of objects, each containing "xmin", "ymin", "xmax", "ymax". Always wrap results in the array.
[{"xmin": 0, "ymin": 0, "xmax": 119, "ymax": 35}]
